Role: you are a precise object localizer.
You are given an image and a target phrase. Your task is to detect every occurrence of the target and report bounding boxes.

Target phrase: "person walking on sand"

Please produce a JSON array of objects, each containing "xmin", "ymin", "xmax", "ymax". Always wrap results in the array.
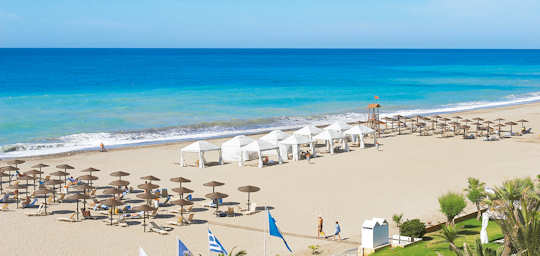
[
  {"xmin": 331, "ymin": 221, "xmax": 342, "ymax": 240},
  {"xmin": 100, "ymin": 142, "xmax": 107, "ymax": 152},
  {"xmin": 317, "ymin": 216, "xmax": 326, "ymax": 239}
]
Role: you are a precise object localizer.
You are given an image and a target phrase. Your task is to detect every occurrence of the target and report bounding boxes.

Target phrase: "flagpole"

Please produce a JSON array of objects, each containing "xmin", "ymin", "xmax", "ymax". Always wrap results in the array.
[{"xmin": 264, "ymin": 204, "xmax": 267, "ymax": 256}]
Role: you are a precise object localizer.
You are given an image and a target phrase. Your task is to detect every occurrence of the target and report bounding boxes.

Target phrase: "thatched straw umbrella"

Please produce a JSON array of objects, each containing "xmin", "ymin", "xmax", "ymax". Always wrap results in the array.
[
  {"xmin": 516, "ymin": 119, "xmax": 528, "ymax": 129},
  {"xmin": 416, "ymin": 122, "xmax": 426, "ymax": 135},
  {"xmin": 505, "ymin": 121, "xmax": 517, "ymax": 134},
  {"xmin": 7, "ymin": 159, "xmax": 25, "ymax": 168},
  {"xmin": 34, "ymin": 186, "xmax": 52, "ymax": 214},
  {"xmin": 461, "ymin": 125, "xmax": 471, "ymax": 137},
  {"xmin": 205, "ymin": 192, "xmax": 228, "ymax": 215},
  {"xmin": 484, "ymin": 121, "xmax": 494, "ymax": 137},
  {"xmin": 103, "ymin": 187, "xmax": 123, "ymax": 198},
  {"xmin": 81, "ymin": 168, "xmax": 100, "ymax": 186},
  {"xmin": 31, "ymin": 164, "xmax": 49, "ymax": 179},
  {"xmin": 453, "ymin": 116, "xmax": 462, "ymax": 122},
  {"xmin": 238, "ymin": 185, "xmax": 260, "ymax": 211},
  {"xmin": 45, "ymin": 179, "xmax": 63, "ymax": 202},
  {"xmin": 170, "ymin": 177, "xmax": 191, "ymax": 198},
  {"xmin": 449, "ymin": 121, "xmax": 460, "ymax": 135},
  {"xmin": 110, "ymin": 171, "xmax": 130, "ymax": 180},
  {"xmin": 55, "ymin": 164, "xmax": 74, "ymax": 186},
  {"xmin": 137, "ymin": 183, "xmax": 159, "ymax": 191},
  {"xmin": 141, "ymin": 175, "xmax": 160, "ymax": 182},
  {"xmin": 172, "ymin": 187, "xmax": 193, "ymax": 199},
  {"xmin": 24, "ymin": 170, "xmax": 43, "ymax": 190},
  {"xmin": 17, "ymin": 175, "xmax": 34, "ymax": 194},
  {"xmin": 67, "ymin": 193, "xmax": 91, "ymax": 221},
  {"xmin": 1, "ymin": 166, "xmax": 19, "ymax": 184},
  {"xmin": 73, "ymin": 183, "xmax": 93, "ymax": 208},
  {"xmin": 494, "ymin": 118, "xmax": 505, "ymax": 125},
  {"xmin": 100, "ymin": 198, "xmax": 123, "ymax": 226},
  {"xmin": 133, "ymin": 204, "xmax": 155, "ymax": 232},
  {"xmin": 78, "ymin": 175, "xmax": 98, "ymax": 189},
  {"xmin": 136, "ymin": 190, "xmax": 158, "ymax": 207},
  {"xmin": 204, "ymin": 181, "xmax": 225, "ymax": 193},
  {"xmin": 0, "ymin": 172, "xmax": 9, "ymax": 193},
  {"xmin": 395, "ymin": 115, "xmax": 405, "ymax": 135},
  {"xmin": 51, "ymin": 170, "xmax": 70, "ymax": 189},
  {"xmin": 461, "ymin": 119, "xmax": 471, "ymax": 126},
  {"xmin": 109, "ymin": 180, "xmax": 130, "ymax": 189},
  {"xmin": 171, "ymin": 198, "xmax": 193, "ymax": 219},
  {"xmin": 495, "ymin": 123, "xmax": 505, "ymax": 137},
  {"xmin": 472, "ymin": 117, "xmax": 484, "ymax": 131},
  {"xmin": 8, "ymin": 183, "xmax": 24, "ymax": 208}
]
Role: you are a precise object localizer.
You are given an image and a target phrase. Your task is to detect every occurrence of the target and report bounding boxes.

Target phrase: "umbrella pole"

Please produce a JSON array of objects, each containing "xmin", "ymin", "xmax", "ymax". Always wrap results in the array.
[
  {"xmin": 110, "ymin": 207, "xmax": 113, "ymax": 226},
  {"xmin": 76, "ymin": 200, "xmax": 79, "ymax": 221},
  {"xmin": 0, "ymin": 177, "xmax": 3, "ymax": 194},
  {"xmin": 143, "ymin": 211, "xmax": 146, "ymax": 232},
  {"xmin": 44, "ymin": 196, "xmax": 47, "ymax": 215},
  {"xmin": 248, "ymin": 192, "xmax": 251, "ymax": 211}
]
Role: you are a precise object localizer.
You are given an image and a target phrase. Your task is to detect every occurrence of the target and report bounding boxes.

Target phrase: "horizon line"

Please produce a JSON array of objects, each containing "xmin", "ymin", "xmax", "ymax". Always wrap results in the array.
[{"xmin": 1, "ymin": 47, "xmax": 540, "ymax": 50}]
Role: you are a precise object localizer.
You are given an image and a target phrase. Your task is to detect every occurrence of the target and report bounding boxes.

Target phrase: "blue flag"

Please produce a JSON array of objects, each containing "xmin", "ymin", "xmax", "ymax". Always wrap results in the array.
[
  {"xmin": 178, "ymin": 238, "xmax": 192, "ymax": 256},
  {"xmin": 208, "ymin": 228, "xmax": 228, "ymax": 255},
  {"xmin": 268, "ymin": 211, "xmax": 292, "ymax": 252}
]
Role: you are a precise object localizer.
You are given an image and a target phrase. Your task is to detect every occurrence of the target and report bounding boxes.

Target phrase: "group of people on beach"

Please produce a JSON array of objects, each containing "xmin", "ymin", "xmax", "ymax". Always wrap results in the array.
[{"xmin": 317, "ymin": 216, "xmax": 341, "ymax": 240}]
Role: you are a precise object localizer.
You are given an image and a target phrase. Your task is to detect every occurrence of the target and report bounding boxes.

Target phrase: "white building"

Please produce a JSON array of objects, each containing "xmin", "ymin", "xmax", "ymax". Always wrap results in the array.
[{"xmin": 361, "ymin": 218, "xmax": 389, "ymax": 249}]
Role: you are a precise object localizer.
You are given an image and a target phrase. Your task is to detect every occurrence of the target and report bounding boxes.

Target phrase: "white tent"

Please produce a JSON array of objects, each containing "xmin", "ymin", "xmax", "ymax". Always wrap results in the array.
[
  {"xmin": 221, "ymin": 135, "xmax": 255, "ymax": 164},
  {"xmin": 280, "ymin": 134, "xmax": 315, "ymax": 161},
  {"xmin": 294, "ymin": 125, "xmax": 323, "ymax": 140},
  {"xmin": 241, "ymin": 140, "xmax": 283, "ymax": 168},
  {"xmin": 313, "ymin": 129, "xmax": 348, "ymax": 154},
  {"xmin": 344, "ymin": 125, "xmax": 376, "ymax": 148},
  {"xmin": 180, "ymin": 140, "xmax": 222, "ymax": 168},
  {"xmin": 325, "ymin": 120, "xmax": 352, "ymax": 132},
  {"xmin": 260, "ymin": 130, "xmax": 290, "ymax": 160}
]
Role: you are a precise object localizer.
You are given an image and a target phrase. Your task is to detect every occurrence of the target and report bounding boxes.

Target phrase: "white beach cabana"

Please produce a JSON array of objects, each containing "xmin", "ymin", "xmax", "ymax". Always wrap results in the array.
[
  {"xmin": 280, "ymin": 134, "xmax": 315, "ymax": 161},
  {"xmin": 344, "ymin": 125, "xmax": 376, "ymax": 148},
  {"xmin": 294, "ymin": 125, "xmax": 323, "ymax": 140},
  {"xmin": 221, "ymin": 135, "xmax": 255, "ymax": 164},
  {"xmin": 240, "ymin": 139, "xmax": 283, "ymax": 168},
  {"xmin": 325, "ymin": 120, "xmax": 352, "ymax": 132},
  {"xmin": 361, "ymin": 218, "xmax": 389, "ymax": 250},
  {"xmin": 313, "ymin": 129, "xmax": 348, "ymax": 154},
  {"xmin": 180, "ymin": 140, "xmax": 223, "ymax": 168},
  {"xmin": 260, "ymin": 130, "xmax": 290, "ymax": 160}
]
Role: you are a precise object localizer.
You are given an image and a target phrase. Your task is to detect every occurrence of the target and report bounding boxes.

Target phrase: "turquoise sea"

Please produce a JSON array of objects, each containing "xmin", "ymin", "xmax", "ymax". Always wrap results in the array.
[{"xmin": 1, "ymin": 49, "xmax": 540, "ymax": 157}]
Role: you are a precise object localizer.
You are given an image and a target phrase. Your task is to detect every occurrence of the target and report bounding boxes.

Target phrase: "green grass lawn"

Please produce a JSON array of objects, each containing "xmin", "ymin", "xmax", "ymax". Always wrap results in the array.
[{"xmin": 373, "ymin": 218, "xmax": 503, "ymax": 256}]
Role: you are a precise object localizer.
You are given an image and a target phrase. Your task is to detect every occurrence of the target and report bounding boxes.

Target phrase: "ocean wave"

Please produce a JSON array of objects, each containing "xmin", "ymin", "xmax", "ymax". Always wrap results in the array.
[{"xmin": 2, "ymin": 92, "xmax": 540, "ymax": 158}]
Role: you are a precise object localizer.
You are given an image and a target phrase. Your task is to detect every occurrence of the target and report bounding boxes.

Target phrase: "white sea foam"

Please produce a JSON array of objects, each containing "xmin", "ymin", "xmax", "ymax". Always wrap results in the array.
[{"xmin": 2, "ymin": 92, "xmax": 540, "ymax": 158}]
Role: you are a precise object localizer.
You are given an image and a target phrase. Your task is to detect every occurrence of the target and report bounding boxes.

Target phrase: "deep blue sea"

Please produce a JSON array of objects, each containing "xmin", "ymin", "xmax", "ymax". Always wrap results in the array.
[{"xmin": 1, "ymin": 48, "xmax": 540, "ymax": 157}]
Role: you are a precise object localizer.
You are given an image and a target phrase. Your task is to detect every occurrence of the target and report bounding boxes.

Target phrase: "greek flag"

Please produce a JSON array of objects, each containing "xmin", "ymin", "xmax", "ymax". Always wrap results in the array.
[
  {"xmin": 178, "ymin": 238, "xmax": 192, "ymax": 256},
  {"xmin": 268, "ymin": 211, "xmax": 292, "ymax": 252},
  {"xmin": 208, "ymin": 228, "xmax": 228, "ymax": 255}
]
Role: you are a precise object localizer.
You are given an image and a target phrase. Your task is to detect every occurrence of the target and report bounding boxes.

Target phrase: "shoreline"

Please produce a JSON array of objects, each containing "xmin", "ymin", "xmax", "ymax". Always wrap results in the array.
[{"xmin": 5, "ymin": 99, "xmax": 540, "ymax": 161}]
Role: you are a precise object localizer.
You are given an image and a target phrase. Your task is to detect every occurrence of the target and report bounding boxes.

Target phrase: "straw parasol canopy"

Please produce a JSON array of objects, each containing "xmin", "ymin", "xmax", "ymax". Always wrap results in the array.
[
  {"xmin": 8, "ymin": 183, "xmax": 24, "ymax": 208},
  {"xmin": 50, "ymin": 170, "xmax": 70, "ymax": 188},
  {"xmin": 133, "ymin": 204, "xmax": 156, "ymax": 232},
  {"xmin": 141, "ymin": 175, "xmax": 160, "ymax": 182},
  {"xmin": 136, "ymin": 191, "xmax": 158, "ymax": 200},
  {"xmin": 171, "ymin": 198, "xmax": 193, "ymax": 218},
  {"xmin": 7, "ymin": 159, "xmax": 25, "ymax": 167},
  {"xmin": 100, "ymin": 198, "xmax": 123, "ymax": 226},
  {"xmin": 32, "ymin": 163, "xmax": 49, "ymax": 169},
  {"xmin": 137, "ymin": 183, "xmax": 159, "ymax": 191},
  {"xmin": 17, "ymin": 175, "xmax": 34, "ymax": 193},
  {"xmin": 205, "ymin": 192, "xmax": 228, "ymax": 214},
  {"xmin": 44, "ymin": 179, "xmax": 64, "ymax": 202},
  {"xmin": 103, "ymin": 187, "xmax": 123, "ymax": 196},
  {"xmin": 204, "ymin": 181, "xmax": 225, "ymax": 193},
  {"xmin": 0, "ymin": 172, "xmax": 9, "ymax": 193},
  {"xmin": 170, "ymin": 177, "xmax": 191, "ymax": 183},
  {"xmin": 505, "ymin": 121, "xmax": 517, "ymax": 134},
  {"xmin": 56, "ymin": 164, "xmax": 75, "ymax": 173},
  {"xmin": 172, "ymin": 187, "xmax": 193, "ymax": 198},
  {"xmin": 516, "ymin": 119, "xmax": 528, "ymax": 128},
  {"xmin": 34, "ymin": 186, "xmax": 52, "ymax": 214},
  {"xmin": 81, "ymin": 167, "xmax": 100, "ymax": 173},
  {"xmin": 453, "ymin": 116, "xmax": 462, "ymax": 121},
  {"xmin": 109, "ymin": 180, "xmax": 130, "ymax": 187},
  {"xmin": 238, "ymin": 185, "xmax": 260, "ymax": 210},
  {"xmin": 73, "ymin": 183, "xmax": 94, "ymax": 192},
  {"xmin": 494, "ymin": 118, "xmax": 505, "ymax": 124},
  {"xmin": 110, "ymin": 171, "xmax": 130, "ymax": 180},
  {"xmin": 0, "ymin": 166, "xmax": 19, "ymax": 184},
  {"xmin": 495, "ymin": 123, "xmax": 505, "ymax": 136},
  {"xmin": 67, "ymin": 193, "xmax": 91, "ymax": 221},
  {"xmin": 24, "ymin": 169, "xmax": 43, "ymax": 177},
  {"xmin": 78, "ymin": 175, "xmax": 98, "ymax": 181}
]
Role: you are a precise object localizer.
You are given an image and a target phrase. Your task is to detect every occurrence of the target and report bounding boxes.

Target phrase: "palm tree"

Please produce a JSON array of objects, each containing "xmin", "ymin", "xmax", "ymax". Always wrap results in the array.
[
  {"xmin": 485, "ymin": 177, "xmax": 539, "ymax": 256},
  {"xmin": 464, "ymin": 177, "xmax": 486, "ymax": 220},
  {"xmin": 392, "ymin": 213, "xmax": 403, "ymax": 244},
  {"xmin": 437, "ymin": 224, "xmax": 461, "ymax": 255}
]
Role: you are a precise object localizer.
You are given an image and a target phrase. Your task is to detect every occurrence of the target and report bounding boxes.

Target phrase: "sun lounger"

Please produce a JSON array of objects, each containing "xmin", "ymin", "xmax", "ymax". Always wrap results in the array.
[
  {"xmin": 159, "ymin": 195, "xmax": 171, "ymax": 207},
  {"xmin": 168, "ymin": 216, "xmax": 184, "ymax": 226},
  {"xmin": 25, "ymin": 205, "xmax": 46, "ymax": 216},
  {"xmin": 0, "ymin": 203, "xmax": 9, "ymax": 211},
  {"xmin": 227, "ymin": 207, "xmax": 235, "ymax": 217},
  {"xmin": 483, "ymin": 136, "xmax": 498, "ymax": 141},
  {"xmin": 23, "ymin": 198, "xmax": 38, "ymax": 208},
  {"xmin": 149, "ymin": 221, "xmax": 172, "ymax": 235},
  {"xmin": 57, "ymin": 213, "xmax": 78, "ymax": 222},
  {"xmin": 246, "ymin": 203, "xmax": 259, "ymax": 215},
  {"xmin": 57, "ymin": 193, "xmax": 66, "ymax": 203},
  {"xmin": 184, "ymin": 213, "xmax": 194, "ymax": 224},
  {"xmin": 522, "ymin": 128, "xmax": 532, "ymax": 134}
]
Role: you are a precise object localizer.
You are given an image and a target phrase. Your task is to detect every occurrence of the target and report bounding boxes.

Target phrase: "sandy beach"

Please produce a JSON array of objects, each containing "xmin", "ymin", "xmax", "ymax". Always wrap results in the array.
[{"xmin": 1, "ymin": 102, "xmax": 539, "ymax": 256}]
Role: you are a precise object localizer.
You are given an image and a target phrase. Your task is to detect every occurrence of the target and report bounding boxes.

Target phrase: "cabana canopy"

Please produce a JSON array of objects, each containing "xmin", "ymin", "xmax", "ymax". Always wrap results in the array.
[
  {"xmin": 344, "ymin": 125, "xmax": 376, "ymax": 148},
  {"xmin": 313, "ymin": 129, "xmax": 348, "ymax": 154},
  {"xmin": 325, "ymin": 121, "xmax": 352, "ymax": 132},
  {"xmin": 294, "ymin": 125, "xmax": 323, "ymax": 139},
  {"xmin": 260, "ymin": 130, "xmax": 290, "ymax": 160},
  {"xmin": 280, "ymin": 134, "xmax": 316, "ymax": 161},
  {"xmin": 241, "ymin": 140, "xmax": 283, "ymax": 168},
  {"xmin": 221, "ymin": 135, "xmax": 255, "ymax": 163},
  {"xmin": 180, "ymin": 140, "xmax": 222, "ymax": 168}
]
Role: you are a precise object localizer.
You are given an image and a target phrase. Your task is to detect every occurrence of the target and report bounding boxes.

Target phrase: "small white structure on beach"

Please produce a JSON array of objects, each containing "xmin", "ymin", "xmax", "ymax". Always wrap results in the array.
[
  {"xmin": 241, "ymin": 139, "xmax": 283, "ymax": 168},
  {"xmin": 344, "ymin": 125, "xmax": 376, "ymax": 148},
  {"xmin": 221, "ymin": 135, "xmax": 256, "ymax": 164},
  {"xmin": 313, "ymin": 129, "xmax": 348, "ymax": 154},
  {"xmin": 260, "ymin": 130, "xmax": 290, "ymax": 160},
  {"xmin": 279, "ymin": 134, "xmax": 315, "ymax": 161},
  {"xmin": 480, "ymin": 212, "xmax": 489, "ymax": 244},
  {"xmin": 362, "ymin": 218, "xmax": 389, "ymax": 249},
  {"xmin": 180, "ymin": 140, "xmax": 222, "ymax": 168},
  {"xmin": 294, "ymin": 125, "xmax": 323, "ymax": 140},
  {"xmin": 325, "ymin": 120, "xmax": 352, "ymax": 132}
]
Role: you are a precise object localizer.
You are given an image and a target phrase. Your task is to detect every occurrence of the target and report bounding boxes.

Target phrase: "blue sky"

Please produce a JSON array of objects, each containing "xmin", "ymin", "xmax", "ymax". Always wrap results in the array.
[{"xmin": 1, "ymin": 0, "xmax": 539, "ymax": 48}]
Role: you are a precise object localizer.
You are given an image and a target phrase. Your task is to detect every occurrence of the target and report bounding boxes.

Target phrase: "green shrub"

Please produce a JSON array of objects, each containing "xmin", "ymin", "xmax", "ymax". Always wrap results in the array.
[
  {"xmin": 400, "ymin": 219, "xmax": 426, "ymax": 238},
  {"xmin": 438, "ymin": 192, "xmax": 467, "ymax": 223}
]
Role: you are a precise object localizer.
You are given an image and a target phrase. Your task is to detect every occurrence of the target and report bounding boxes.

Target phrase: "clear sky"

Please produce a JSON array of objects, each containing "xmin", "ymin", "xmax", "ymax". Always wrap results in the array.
[{"xmin": 1, "ymin": 0, "xmax": 539, "ymax": 48}]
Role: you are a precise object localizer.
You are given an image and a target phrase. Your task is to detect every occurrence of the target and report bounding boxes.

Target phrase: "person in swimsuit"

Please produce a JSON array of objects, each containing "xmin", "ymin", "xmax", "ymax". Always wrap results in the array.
[
  {"xmin": 317, "ymin": 216, "xmax": 326, "ymax": 239},
  {"xmin": 332, "ymin": 221, "xmax": 342, "ymax": 240}
]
